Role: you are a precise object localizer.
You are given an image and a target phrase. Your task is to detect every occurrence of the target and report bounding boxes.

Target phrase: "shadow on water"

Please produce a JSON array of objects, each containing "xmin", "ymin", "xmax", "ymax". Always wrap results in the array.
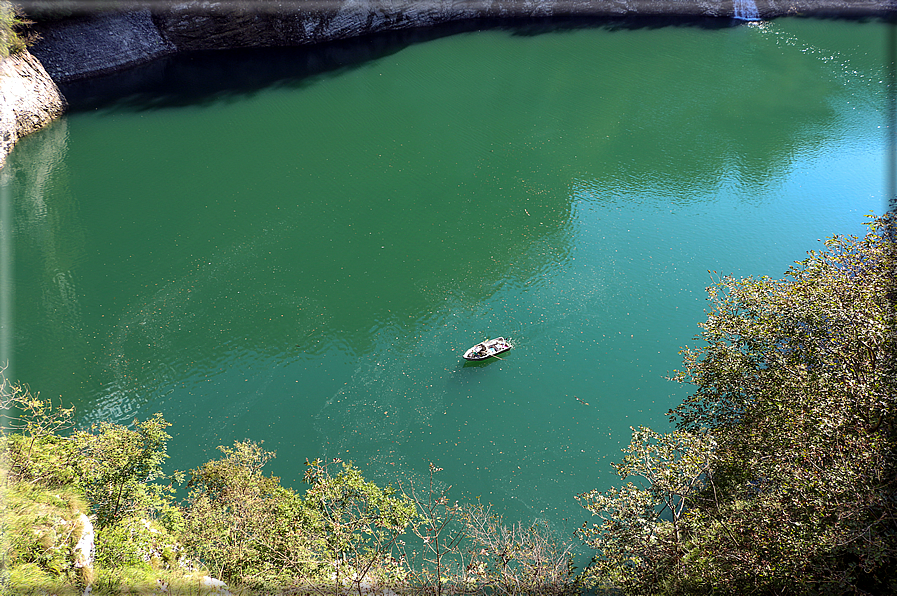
[
  {"xmin": 59, "ymin": 20, "xmax": 483, "ymax": 112},
  {"xmin": 506, "ymin": 14, "xmax": 738, "ymax": 35},
  {"xmin": 58, "ymin": 11, "xmax": 888, "ymax": 113},
  {"xmin": 24, "ymin": 14, "xmax": 886, "ymax": 398},
  {"xmin": 461, "ymin": 356, "xmax": 508, "ymax": 369},
  {"xmin": 59, "ymin": 15, "xmax": 733, "ymax": 113}
]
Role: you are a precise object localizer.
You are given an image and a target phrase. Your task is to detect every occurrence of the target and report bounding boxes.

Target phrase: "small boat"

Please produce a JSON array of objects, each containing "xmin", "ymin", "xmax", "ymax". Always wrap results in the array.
[{"xmin": 463, "ymin": 337, "xmax": 511, "ymax": 361}]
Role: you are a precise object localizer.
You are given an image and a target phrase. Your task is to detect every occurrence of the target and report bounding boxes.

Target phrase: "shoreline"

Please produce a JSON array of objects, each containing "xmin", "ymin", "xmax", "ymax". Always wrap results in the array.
[
  {"xmin": 2, "ymin": 0, "xmax": 895, "ymax": 165},
  {"xmin": 30, "ymin": 1, "xmax": 897, "ymax": 83}
]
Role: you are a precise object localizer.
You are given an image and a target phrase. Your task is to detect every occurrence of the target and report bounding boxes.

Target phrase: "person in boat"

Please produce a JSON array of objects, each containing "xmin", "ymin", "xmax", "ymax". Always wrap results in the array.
[{"xmin": 476, "ymin": 343, "xmax": 488, "ymax": 357}]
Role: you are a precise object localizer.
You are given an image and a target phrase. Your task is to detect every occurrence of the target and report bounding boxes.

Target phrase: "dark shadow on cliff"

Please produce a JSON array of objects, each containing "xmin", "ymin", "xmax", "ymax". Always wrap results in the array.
[
  {"xmin": 507, "ymin": 13, "xmax": 736, "ymax": 34},
  {"xmin": 501, "ymin": 12, "xmax": 895, "ymax": 37}
]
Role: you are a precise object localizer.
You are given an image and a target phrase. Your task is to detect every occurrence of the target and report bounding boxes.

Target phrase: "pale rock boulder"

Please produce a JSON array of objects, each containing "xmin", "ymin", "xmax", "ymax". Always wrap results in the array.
[
  {"xmin": 200, "ymin": 575, "xmax": 234, "ymax": 594},
  {"xmin": 0, "ymin": 49, "xmax": 65, "ymax": 167},
  {"xmin": 73, "ymin": 512, "xmax": 96, "ymax": 589}
]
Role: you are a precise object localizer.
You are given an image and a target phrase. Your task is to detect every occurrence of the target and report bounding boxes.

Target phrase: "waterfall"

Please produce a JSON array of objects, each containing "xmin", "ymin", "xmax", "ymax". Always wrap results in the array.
[{"xmin": 733, "ymin": 0, "xmax": 760, "ymax": 21}]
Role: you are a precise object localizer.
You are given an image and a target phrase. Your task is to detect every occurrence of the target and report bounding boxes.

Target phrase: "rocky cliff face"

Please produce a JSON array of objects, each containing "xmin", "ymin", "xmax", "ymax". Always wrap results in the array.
[
  {"xmin": 0, "ymin": 50, "xmax": 65, "ymax": 167},
  {"xmin": 144, "ymin": 0, "xmax": 890, "ymax": 54},
  {"xmin": 29, "ymin": 8, "xmax": 175, "ymax": 83},
  {"xmin": 153, "ymin": 0, "xmax": 482, "ymax": 51},
  {"xmin": 149, "ymin": 0, "xmax": 896, "ymax": 54},
  {"xmin": 31, "ymin": 0, "xmax": 897, "ymax": 81}
]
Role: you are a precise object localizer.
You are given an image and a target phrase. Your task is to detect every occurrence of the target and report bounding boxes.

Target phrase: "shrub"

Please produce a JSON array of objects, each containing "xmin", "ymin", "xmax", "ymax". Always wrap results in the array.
[
  {"xmin": 579, "ymin": 213, "xmax": 897, "ymax": 595},
  {"xmin": 182, "ymin": 441, "xmax": 318, "ymax": 590},
  {"xmin": 70, "ymin": 413, "xmax": 183, "ymax": 529},
  {"xmin": 0, "ymin": 1, "xmax": 30, "ymax": 57},
  {"xmin": 1, "ymin": 474, "xmax": 91, "ymax": 593}
]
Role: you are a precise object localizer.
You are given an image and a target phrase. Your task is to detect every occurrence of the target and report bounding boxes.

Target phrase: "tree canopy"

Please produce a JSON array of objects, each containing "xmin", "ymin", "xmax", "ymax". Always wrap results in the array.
[{"xmin": 578, "ymin": 213, "xmax": 897, "ymax": 595}]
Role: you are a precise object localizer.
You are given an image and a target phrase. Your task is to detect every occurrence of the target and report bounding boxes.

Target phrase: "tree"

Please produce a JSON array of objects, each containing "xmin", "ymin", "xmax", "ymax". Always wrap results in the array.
[
  {"xmin": 576, "ymin": 427, "xmax": 714, "ymax": 595},
  {"xmin": 401, "ymin": 463, "xmax": 468, "ymax": 595},
  {"xmin": 462, "ymin": 502, "xmax": 578, "ymax": 596},
  {"xmin": 671, "ymin": 213, "xmax": 896, "ymax": 594},
  {"xmin": 182, "ymin": 441, "xmax": 318, "ymax": 590},
  {"xmin": 0, "ymin": 368, "xmax": 76, "ymax": 485},
  {"xmin": 0, "ymin": 371, "xmax": 180, "ymax": 531},
  {"xmin": 302, "ymin": 458, "xmax": 417, "ymax": 595},
  {"xmin": 71, "ymin": 413, "xmax": 180, "ymax": 529},
  {"xmin": 580, "ymin": 213, "xmax": 897, "ymax": 595}
]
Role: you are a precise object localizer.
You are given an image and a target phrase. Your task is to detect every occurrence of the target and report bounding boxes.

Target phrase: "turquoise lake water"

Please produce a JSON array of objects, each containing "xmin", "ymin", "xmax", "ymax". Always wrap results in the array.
[{"xmin": 2, "ymin": 16, "xmax": 889, "ymax": 543}]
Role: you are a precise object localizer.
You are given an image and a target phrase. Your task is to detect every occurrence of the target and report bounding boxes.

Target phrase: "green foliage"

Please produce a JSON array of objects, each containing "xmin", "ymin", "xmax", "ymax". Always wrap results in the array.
[
  {"xmin": 3, "ymin": 432, "xmax": 79, "ymax": 488},
  {"xmin": 580, "ymin": 213, "xmax": 897, "ymax": 595},
  {"xmin": 0, "ymin": 374, "xmax": 194, "ymax": 594},
  {"xmin": 182, "ymin": 447, "xmax": 418, "ymax": 593},
  {"xmin": 5, "ymin": 563, "xmax": 81, "ymax": 595},
  {"xmin": 0, "ymin": 376, "xmax": 75, "ymax": 439},
  {"xmin": 0, "ymin": 470, "xmax": 91, "ymax": 593},
  {"xmin": 182, "ymin": 440, "xmax": 316, "ymax": 590},
  {"xmin": 303, "ymin": 457, "xmax": 417, "ymax": 594},
  {"xmin": 1, "ymin": 371, "xmax": 181, "ymax": 530},
  {"xmin": 674, "ymin": 213, "xmax": 895, "ymax": 438},
  {"xmin": 95, "ymin": 516, "xmax": 179, "ymax": 570},
  {"xmin": 70, "ymin": 413, "xmax": 183, "ymax": 529},
  {"xmin": 185, "ymin": 441, "xmax": 263, "ymax": 582},
  {"xmin": 0, "ymin": 1, "xmax": 30, "ymax": 57},
  {"xmin": 0, "ymin": 373, "xmax": 77, "ymax": 486},
  {"xmin": 90, "ymin": 515, "xmax": 216, "ymax": 596},
  {"xmin": 577, "ymin": 427, "xmax": 714, "ymax": 594}
]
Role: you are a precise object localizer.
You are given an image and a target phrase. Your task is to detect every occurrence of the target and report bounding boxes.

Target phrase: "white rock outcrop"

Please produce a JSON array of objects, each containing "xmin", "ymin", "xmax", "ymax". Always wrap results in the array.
[
  {"xmin": 73, "ymin": 513, "xmax": 95, "ymax": 569},
  {"xmin": 73, "ymin": 512, "xmax": 95, "ymax": 594},
  {"xmin": 0, "ymin": 49, "xmax": 65, "ymax": 167},
  {"xmin": 200, "ymin": 575, "xmax": 234, "ymax": 595}
]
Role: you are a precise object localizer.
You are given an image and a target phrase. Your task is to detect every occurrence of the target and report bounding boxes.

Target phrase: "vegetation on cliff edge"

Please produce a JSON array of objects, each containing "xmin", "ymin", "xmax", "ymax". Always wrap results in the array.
[
  {"xmin": 578, "ymin": 212, "xmax": 897, "ymax": 594},
  {"xmin": 0, "ymin": 1, "xmax": 31, "ymax": 57}
]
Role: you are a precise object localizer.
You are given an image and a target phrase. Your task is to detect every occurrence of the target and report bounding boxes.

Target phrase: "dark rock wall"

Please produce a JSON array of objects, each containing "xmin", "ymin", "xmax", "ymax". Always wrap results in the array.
[
  {"xmin": 28, "ymin": 0, "xmax": 897, "ymax": 83},
  {"xmin": 29, "ymin": 8, "xmax": 175, "ymax": 83},
  {"xmin": 153, "ymin": 1, "xmax": 474, "ymax": 51}
]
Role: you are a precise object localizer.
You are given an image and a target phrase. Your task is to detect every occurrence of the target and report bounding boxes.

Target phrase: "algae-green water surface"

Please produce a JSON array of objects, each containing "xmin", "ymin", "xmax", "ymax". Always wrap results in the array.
[{"xmin": 4, "ymin": 17, "xmax": 888, "ymax": 534}]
